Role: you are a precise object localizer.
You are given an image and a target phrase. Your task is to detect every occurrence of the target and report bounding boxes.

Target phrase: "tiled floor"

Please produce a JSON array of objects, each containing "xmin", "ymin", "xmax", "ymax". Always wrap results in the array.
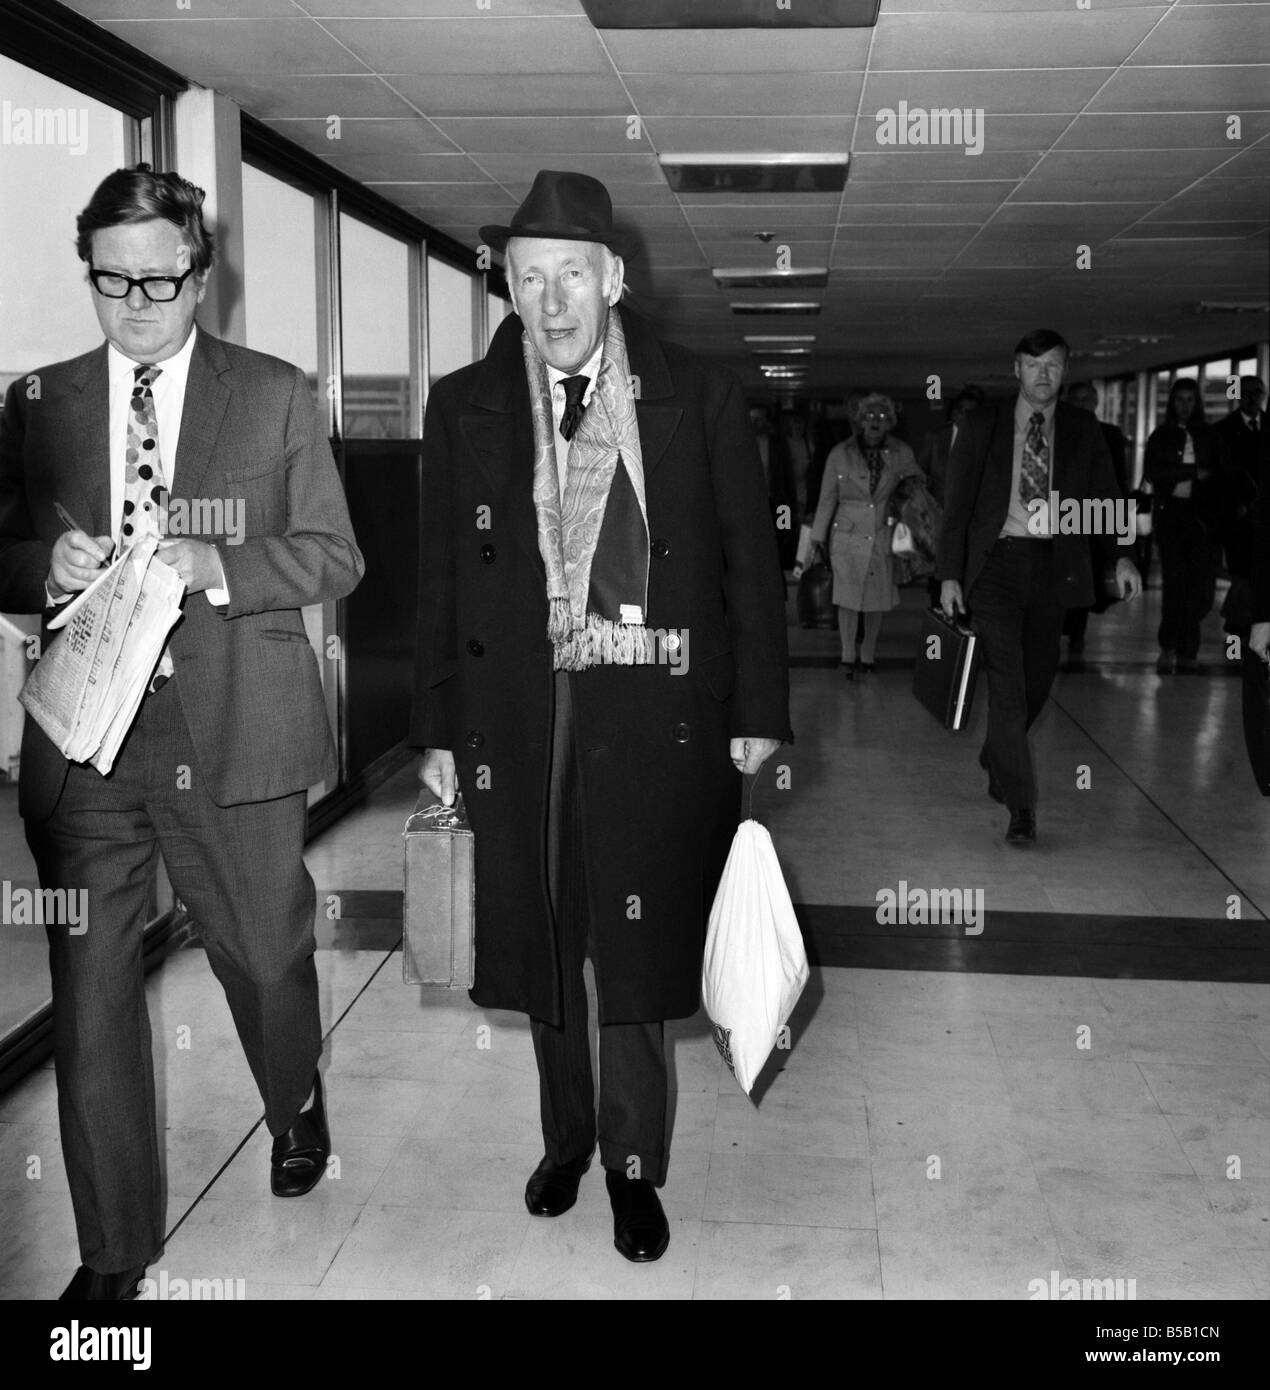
[{"xmin": 1, "ymin": 580, "xmax": 1267, "ymax": 1299}]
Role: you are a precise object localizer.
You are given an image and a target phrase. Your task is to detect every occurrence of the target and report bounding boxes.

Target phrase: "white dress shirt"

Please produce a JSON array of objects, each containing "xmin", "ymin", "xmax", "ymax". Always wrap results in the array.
[
  {"xmin": 547, "ymin": 342, "xmax": 604, "ymax": 509},
  {"xmin": 104, "ymin": 323, "xmax": 227, "ymax": 604}
]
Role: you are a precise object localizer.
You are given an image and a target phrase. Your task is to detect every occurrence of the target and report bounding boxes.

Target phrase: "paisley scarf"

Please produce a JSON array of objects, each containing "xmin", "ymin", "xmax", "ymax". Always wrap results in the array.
[{"xmin": 524, "ymin": 311, "xmax": 654, "ymax": 670}]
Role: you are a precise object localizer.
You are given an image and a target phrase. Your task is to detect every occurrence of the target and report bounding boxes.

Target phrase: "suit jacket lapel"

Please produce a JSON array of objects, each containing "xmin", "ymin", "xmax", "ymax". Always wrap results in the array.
[
  {"xmin": 1050, "ymin": 403, "xmax": 1073, "ymax": 499},
  {"xmin": 172, "ymin": 329, "xmax": 230, "ymax": 505},
  {"xmin": 63, "ymin": 345, "xmax": 111, "ymax": 537}
]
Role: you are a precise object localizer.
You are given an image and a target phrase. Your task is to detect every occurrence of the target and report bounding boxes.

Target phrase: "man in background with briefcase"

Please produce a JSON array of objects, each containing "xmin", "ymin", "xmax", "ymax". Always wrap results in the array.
[
  {"xmin": 936, "ymin": 329, "xmax": 1141, "ymax": 846},
  {"xmin": 410, "ymin": 171, "xmax": 791, "ymax": 1263}
]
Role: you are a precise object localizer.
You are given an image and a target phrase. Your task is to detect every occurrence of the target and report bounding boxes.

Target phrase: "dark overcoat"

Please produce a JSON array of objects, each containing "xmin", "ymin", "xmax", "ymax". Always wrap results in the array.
[{"xmin": 409, "ymin": 306, "xmax": 792, "ymax": 1025}]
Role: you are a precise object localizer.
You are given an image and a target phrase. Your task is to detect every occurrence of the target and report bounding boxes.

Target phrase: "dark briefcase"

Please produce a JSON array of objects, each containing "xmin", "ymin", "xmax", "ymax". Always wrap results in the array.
[
  {"xmin": 913, "ymin": 607, "xmax": 981, "ymax": 732},
  {"xmin": 402, "ymin": 792, "xmax": 475, "ymax": 986},
  {"xmin": 797, "ymin": 561, "xmax": 838, "ymax": 630},
  {"xmin": 1241, "ymin": 653, "xmax": 1270, "ymax": 795}
]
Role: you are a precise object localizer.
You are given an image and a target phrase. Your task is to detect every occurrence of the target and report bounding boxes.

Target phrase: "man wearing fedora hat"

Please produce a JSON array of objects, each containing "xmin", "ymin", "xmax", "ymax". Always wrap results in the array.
[{"xmin": 411, "ymin": 170, "xmax": 791, "ymax": 1262}]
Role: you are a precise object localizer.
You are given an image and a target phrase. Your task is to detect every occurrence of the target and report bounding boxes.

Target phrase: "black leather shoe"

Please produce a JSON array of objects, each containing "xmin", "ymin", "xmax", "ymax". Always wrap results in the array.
[
  {"xmin": 605, "ymin": 1169, "xmax": 669, "ymax": 1262},
  {"xmin": 60, "ymin": 1264, "xmax": 147, "ymax": 1300},
  {"xmin": 1006, "ymin": 809, "xmax": 1036, "ymax": 846},
  {"xmin": 525, "ymin": 1153, "xmax": 591, "ymax": 1216},
  {"xmin": 271, "ymin": 1070, "xmax": 329, "ymax": 1197},
  {"xmin": 858, "ymin": 662, "xmax": 875, "ymax": 677}
]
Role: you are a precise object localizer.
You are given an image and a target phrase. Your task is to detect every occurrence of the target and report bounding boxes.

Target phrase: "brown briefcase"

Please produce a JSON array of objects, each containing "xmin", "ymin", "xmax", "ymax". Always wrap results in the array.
[{"xmin": 402, "ymin": 792, "xmax": 475, "ymax": 987}]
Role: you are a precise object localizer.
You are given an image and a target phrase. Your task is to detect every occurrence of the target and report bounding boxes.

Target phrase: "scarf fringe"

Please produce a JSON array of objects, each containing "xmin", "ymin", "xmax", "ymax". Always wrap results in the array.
[{"xmin": 551, "ymin": 605, "xmax": 656, "ymax": 671}]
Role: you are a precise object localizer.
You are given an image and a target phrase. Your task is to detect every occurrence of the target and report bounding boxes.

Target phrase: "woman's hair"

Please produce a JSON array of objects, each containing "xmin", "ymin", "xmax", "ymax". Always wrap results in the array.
[
  {"xmin": 76, "ymin": 164, "xmax": 215, "ymax": 273},
  {"xmin": 1164, "ymin": 376, "xmax": 1205, "ymax": 428},
  {"xmin": 849, "ymin": 392, "xmax": 898, "ymax": 430}
]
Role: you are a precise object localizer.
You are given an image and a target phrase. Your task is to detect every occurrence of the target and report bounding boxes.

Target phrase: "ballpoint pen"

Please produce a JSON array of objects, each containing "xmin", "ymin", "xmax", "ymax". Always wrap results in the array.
[{"xmin": 53, "ymin": 502, "xmax": 113, "ymax": 563}]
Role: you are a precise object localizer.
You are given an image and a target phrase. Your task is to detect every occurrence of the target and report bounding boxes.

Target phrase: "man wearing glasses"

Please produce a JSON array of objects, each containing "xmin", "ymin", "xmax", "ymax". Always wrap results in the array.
[{"xmin": 0, "ymin": 165, "xmax": 363, "ymax": 1299}]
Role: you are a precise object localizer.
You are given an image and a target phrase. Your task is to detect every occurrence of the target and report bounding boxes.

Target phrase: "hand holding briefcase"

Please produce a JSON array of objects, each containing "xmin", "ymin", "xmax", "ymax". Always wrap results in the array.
[{"xmin": 402, "ymin": 791, "xmax": 475, "ymax": 987}]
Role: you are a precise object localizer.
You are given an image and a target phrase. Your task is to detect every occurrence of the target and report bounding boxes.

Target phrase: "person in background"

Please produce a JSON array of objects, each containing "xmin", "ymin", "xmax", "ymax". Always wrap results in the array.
[
  {"xmin": 918, "ymin": 384, "xmax": 986, "ymax": 506},
  {"xmin": 937, "ymin": 329, "xmax": 1141, "ymax": 846},
  {"xmin": 1214, "ymin": 376, "xmax": 1266, "ymax": 643},
  {"xmin": 1143, "ymin": 378, "xmax": 1223, "ymax": 674},
  {"xmin": 799, "ymin": 392, "xmax": 921, "ymax": 679},
  {"xmin": 1061, "ymin": 381, "xmax": 1130, "ymax": 662}
]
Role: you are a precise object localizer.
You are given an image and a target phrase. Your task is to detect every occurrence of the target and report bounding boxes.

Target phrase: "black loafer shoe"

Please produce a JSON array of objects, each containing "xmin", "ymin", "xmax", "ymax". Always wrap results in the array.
[
  {"xmin": 271, "ymin": 1070, "xmax": 329, "ymax": 1198},
  {"xmin": 605, "ymin": 1169, "xmax": 669, "ymax": 1263},
  {"xmin": 525, "ymin": 1153, "xmax": 591, "ymax": 1216},
  {"xmin": 1006, "ymin": 809, "xmax": 1036, "ymax": 846},
  {"xmin": 60, "ymin": 1264, "xmax": 147, "ymax": 1301}
]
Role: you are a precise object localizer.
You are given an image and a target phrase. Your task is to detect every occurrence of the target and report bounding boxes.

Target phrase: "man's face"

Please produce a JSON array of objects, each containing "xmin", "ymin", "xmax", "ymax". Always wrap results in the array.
[
  {"xmin": 1068, "ymin": 384, "xmax": 1098, "ymax": 414},
  {"xmin": 1015, "ymin": 349, "xmax": 1066, "ymax": 408},
  {"xmin": 507, "ymin": 237, "xmax": 622, "ymax": 375},
  {"xmin": 749, "ymin": 407, "xmax": 771, "ymax": 437},
  {"xmin": 1241, "ymin": 379, "xmax": 1266, "ymax": 415},
  {"xmin": 88, "ymin": 218, "xmax": 206, "ymax": 363},
  {"xmin": 1173, "ymin": 387, "xmax": 1197, "ymax": 425}
]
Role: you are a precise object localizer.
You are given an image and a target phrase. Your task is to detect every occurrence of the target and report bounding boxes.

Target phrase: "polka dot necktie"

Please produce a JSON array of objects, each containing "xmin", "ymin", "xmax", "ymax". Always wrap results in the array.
[
  {"xmin": 122, "ymin": 364, "xmax": 169, "ymax": 546},
  {"xmin": 124, "ymin": 363, "xmax": 174, "ymax": 688},
  {"xmin": 1019, "ymin": 411, "xmax": 1049, "ymax": 506}
]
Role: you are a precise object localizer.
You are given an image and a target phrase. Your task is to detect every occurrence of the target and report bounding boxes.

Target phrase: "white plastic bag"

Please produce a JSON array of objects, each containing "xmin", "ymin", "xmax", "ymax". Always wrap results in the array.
[{"xmin": 702, "ymin": 819, "xmax": 810, "ymax": 1094}]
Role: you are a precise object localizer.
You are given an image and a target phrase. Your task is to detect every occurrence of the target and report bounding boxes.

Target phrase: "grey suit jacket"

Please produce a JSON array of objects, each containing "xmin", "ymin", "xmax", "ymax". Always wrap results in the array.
[{"xmin": 0, "ymin": 329, "xmax": 364, "ymax": 819}]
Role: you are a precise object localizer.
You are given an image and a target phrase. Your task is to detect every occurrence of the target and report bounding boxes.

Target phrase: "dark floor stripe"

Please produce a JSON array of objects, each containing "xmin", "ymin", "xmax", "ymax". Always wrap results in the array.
[{"xmin": 318, "ymin": 890, "xmax": 1270, "ymax": 982}]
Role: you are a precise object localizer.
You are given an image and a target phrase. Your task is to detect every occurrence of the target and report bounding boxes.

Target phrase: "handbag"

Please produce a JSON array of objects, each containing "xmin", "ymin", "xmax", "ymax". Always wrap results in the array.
[
  {"xmin": 891, "ymin": 520, "xmax": 916, "ymax": 555},
  {"xmin": 796, "ymin": 555, "xmax": 838, "ymax": 629}
]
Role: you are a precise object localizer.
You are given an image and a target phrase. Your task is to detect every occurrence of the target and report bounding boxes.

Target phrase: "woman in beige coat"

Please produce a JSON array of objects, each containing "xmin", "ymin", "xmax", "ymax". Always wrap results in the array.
[{"xmin": 805, "ymin": 393, "xmax": 922, "ymax": 677}]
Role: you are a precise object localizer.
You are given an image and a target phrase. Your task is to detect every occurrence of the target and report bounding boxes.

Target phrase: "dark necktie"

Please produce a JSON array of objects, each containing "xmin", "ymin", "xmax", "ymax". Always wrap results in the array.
[
  {"xmin": 559, "ymin": 374, "xmax": 589, "ymax": 441},
  {"xmin": 863, "ymin": 445, "xmax": 885, "ymax": 493},
  {"xmin": 1019, "ymin": 411, "xmax": 1048, "ymax": 505}
]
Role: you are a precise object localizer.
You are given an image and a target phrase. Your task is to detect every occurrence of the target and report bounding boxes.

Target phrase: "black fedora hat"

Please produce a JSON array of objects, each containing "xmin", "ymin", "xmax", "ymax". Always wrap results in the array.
[{"xmin": 480, "ymin": 169, "xmax": 634, "ymax": 259}]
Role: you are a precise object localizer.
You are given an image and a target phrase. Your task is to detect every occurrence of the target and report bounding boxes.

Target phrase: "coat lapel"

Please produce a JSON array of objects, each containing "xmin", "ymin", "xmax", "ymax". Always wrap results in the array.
[
  {"xmin": 171, "ymin": 329, "xmax": 231, "ymax": 505},
  {"xmin": 621, "ymin": 305, "xmax": 681, "ymax": 481}
]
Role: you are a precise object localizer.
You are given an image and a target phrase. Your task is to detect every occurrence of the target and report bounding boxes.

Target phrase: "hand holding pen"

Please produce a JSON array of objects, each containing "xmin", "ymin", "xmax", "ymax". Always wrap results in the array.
[{"xmin": 48, "ymin": 503, "xmax": 115, "ymax": 600}]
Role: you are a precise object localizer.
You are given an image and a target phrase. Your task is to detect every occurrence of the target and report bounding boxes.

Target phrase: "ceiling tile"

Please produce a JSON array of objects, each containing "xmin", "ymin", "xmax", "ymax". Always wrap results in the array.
[
  {"xmin": 99, "ymin": 18, "xmax": 365, "ymax": 79},
  {"xmin": 845, "ymin": 181, "xmax": 1019, "ymax": 204},
  {"xmin": 1056, "ymin": 113, "xmax": 1270, "ymax": 151},
  {"xmin": 320, "ymin": 17, "xmax": 608, "ymax": 74},
  {"xmin": 262, "ymin": 117, "xmax": 458, "ymax": 157},
  {"xmin": 218, "ymin": 75, "xmax": 418, "ymax": 120},
  {"xmin": 623, "ymin": 72, "xmax": 865, "ymax": 117},
  {"xmin": 77, "ymin": 0, "xmax": 295, "ymax": 15},
  {"xmin": 476, "ymin": 152, "xmax": 665, "ymax": 183},
  {"xmin": 1029, "ymin": 147, "xmax": 1239, "ymax": 184},
  {"xmin": 431, "ymin": 116, "xmax": 642, "ymax": 154},
  {"xmin": 868, "ymin": 9, "xmax": 1165, "ymax": 71},
  {"xmin": 1090, "ymin": 66, "xmax": 1270, "ymax": 112},
  {"xmin": 1130, "ymin": 5, "xmax": 1270, "ymax": 65},
  {"xmin": 861, "ymin": 68, "xmax": 1113, "ymax": 115},
  {"xmin": 309, "ymin": 1, "xmax": 588, "ymax": 13},
  {"xmin": 326, "ymin": 153, "xmax": 488, "ymax": 181},
  {"xmin": 685, "ymin": 205, "xmax": 845, "ymax": 228},
  {"xmin": 384, "ymin": 73, "xmax": 631, "ymax": 117}
]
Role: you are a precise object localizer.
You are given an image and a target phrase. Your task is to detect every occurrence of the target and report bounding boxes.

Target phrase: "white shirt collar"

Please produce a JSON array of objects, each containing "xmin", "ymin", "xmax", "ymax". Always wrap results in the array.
[
  {"xmin": 1015, "ymin": 394, "xmax": 1055, "ymax": 428},
  {"xmin": 547, "ymin": 340, "xmax": 605, "ymax": 400},
  {"xmin": 107, "ymin": 322, "xmax": 199, "ymax": 386}
]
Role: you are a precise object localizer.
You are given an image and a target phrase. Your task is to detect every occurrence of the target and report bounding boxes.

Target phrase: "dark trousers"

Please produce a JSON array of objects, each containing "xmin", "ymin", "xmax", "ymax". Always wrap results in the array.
[
  {"xmin": 1155, "ymin": 502, "xmax": 1217, "ymax": 660},
  {"xmin": 970, "ymin": 538, "xmax": 1065, "ymax": 813},
  {"xmin": 529, "ymin": 671, "xmax": 668, "ymax": 1186},
  {"xmin": 25, "ymin": 679, "xmax": 321, "ymax": 1273}
]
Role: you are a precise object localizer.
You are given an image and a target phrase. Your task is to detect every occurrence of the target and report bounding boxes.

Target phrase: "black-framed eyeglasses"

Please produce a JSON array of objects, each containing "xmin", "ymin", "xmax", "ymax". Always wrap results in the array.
[{"xmin": 89, "ymin": 266, "xmax": 198, "ymax": 303}]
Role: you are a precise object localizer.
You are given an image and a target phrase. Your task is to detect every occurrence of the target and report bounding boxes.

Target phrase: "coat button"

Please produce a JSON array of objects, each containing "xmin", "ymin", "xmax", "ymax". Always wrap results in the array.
[
  {"xmin": 465, "ymin": 730, "xmax": 484, "ymax": 748},
  {"xmin": 671, "ymin": 722, "xmax": 690, "ymax": 744},
  {"xmin": 467, "ymin": 639, "xmax": 484, "ymax": 657},
  {"xmin": 480, "ymin": 544, "xmax": 496, "ymax": 564},
  {"xmin": 652, "ymin": 538, "xmax": 670, "ymax": 559}
]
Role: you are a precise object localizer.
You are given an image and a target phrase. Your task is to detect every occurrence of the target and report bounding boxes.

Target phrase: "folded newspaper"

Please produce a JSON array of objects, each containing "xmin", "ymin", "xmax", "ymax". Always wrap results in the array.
[{"xmin": 19, "ymin": 537, "xmax": 186, "ymax": 775}]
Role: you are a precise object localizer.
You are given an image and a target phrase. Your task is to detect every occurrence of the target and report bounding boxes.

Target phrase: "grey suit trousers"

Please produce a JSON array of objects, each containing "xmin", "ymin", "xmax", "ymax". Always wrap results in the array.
[{"xmin": 25, "ymin": 677, "xmax": 321, "ymax": 1273}]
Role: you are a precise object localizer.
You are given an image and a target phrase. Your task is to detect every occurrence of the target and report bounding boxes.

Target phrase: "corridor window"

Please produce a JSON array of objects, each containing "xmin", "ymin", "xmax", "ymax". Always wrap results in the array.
[
  {"xmin": 340, "ymin": 212, "xmax": 412, "ymax": 439},
  {"xmin": 0, "ymin": 53, "xmax": 130, "ymax": 397},
  {"xmin": 428, "ymin": 256, "xmax": 477, "ymax": 387},
  {"xmin": 241, "ymin": 163, "xmax": 321, "ymax": 405},
  {"xmin": 486, "ymin": 290, "xmax": 511, "ymax": 350}
]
